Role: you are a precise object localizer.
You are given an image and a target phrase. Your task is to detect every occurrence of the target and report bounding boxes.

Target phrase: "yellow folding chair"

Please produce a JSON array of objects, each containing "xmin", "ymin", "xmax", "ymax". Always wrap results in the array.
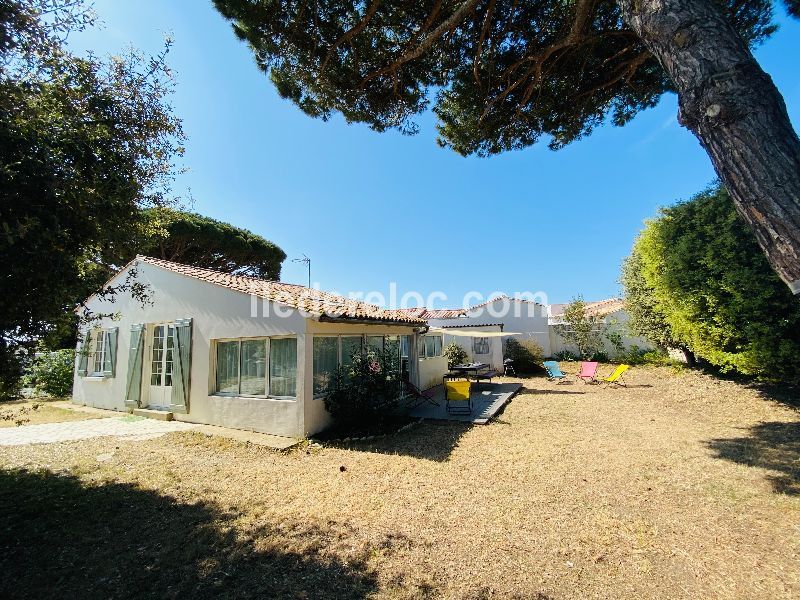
[
  {"xmin": 445, "ymin": 380, "xmax": 472, "ymax": 414},
  {"xmin": 603, "ymin": 364, "xmax": 630, "ymax": 387}
]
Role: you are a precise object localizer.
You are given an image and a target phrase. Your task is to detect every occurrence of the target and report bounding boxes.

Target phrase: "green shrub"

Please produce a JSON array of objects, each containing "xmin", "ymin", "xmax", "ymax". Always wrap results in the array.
[
  {"xmin": 588, "ymin": 349, "xmax": 610, "ymax": 363},
  {"xmin": 442, "ymin": 342, "xmax": 468, "ymax": 369},
  {"xmin": 552, "ymin": 349, "xmax": 579, "ymax": 362},
  {"xmin": 322, "ymin": 346, "xmax": 402, "ymax": 430},
  {"xmin": 504, "ymin": 338, "xmax": 544, "ymax": 374},
  {"xmin": 25, "ymin": 348, "xmax": 75, "ymax": 397}
]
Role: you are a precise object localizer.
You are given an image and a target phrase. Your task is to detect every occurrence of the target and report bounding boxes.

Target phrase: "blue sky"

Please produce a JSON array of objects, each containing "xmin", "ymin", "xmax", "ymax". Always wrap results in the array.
[{"xmin": 73, "ymin": 2, "xmax": 800, "ymax": 306}]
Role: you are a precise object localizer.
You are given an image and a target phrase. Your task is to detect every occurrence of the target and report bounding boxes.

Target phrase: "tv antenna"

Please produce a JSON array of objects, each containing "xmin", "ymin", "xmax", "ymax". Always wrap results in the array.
[{"xmin": 292, "ymin": 254, "xmax": 311, "ymax": 287}]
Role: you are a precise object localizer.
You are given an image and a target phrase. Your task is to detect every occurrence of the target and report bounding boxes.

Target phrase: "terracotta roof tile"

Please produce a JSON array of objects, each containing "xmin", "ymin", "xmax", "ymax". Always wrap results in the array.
[{"xmin": 136, "ymin": 256, "xmax": 426, "ymax": 325}]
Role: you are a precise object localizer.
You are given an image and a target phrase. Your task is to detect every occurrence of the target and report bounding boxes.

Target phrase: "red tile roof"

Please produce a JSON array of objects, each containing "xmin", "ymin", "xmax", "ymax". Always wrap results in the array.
[
  {"xmin": 399, "ymin": 307, "xmax": 467, "ymax": 319},
  {"xmin": 136, "ymin": 256, "xmax": 426, "ymax": 325},
  {"xmin": 549, "ymin": 298, "xmax": 625, "ymax": 318}
]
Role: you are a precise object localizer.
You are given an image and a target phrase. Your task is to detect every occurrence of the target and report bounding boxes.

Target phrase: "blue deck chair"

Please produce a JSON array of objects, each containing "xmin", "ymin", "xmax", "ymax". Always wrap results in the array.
[{"xmin": 543, "ymin": 361, "xmax": 568, "ymax": 383}]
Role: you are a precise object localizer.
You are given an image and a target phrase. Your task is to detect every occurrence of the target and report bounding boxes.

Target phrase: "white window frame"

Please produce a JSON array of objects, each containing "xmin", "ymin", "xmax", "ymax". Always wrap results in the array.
[
  {"xmin": 473, "ymin": 337, "xmax": 490, "ymax": 355},
  {"xmin": 311, "ymin": 334, "xmax": 405, "ymax": 398},
  {"xmin": 212, "ymin": 336, "xmax": 297, "ymax": 400},
  {"xmin": 90, "ymin": 329, "xmax": 109, "ymax": 376},
  {"xmin": 420, "ymin": 334, "xmax": 443, "ymax": 359}
]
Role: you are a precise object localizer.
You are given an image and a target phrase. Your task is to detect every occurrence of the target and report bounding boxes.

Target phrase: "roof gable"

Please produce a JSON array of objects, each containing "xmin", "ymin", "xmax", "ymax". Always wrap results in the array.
[{"xmin": 124, "ymin": 256, "xmax": 426, "ymax": 325}]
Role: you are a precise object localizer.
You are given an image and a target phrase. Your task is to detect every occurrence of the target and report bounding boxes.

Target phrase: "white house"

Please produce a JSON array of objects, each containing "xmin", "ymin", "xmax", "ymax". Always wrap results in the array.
[
  {"xmin": 72, "ymin": 256, "xmax": 447, "ymax": 438},
  {"xmin": 405, "ymin": 295, "xmax": 551, "ymax": 367}
]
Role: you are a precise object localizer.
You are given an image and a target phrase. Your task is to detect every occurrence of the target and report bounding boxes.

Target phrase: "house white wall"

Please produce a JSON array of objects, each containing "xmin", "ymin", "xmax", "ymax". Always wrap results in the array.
[
  {"xmin": 417, "ymin": 355, "xmax": 449, "ymax": 389},
  {"xmin": 467, "ymin": 298, "xmax": 552, "ymax": 356},
  {"xmin": 73, "ymin": 261, "xmax": 419, "ymax": 438},
  {"xmin": 428, "ymin": 297, "xmax": 551, "ymax": 362},
  {"xmin": 434, "ymin": 324, "xmax": 504, "ymax": 371}
]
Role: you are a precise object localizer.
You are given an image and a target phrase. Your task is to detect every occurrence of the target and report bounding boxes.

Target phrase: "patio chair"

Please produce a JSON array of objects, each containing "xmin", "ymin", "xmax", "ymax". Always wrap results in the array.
[
  {"xmin": 404, "ymin": 381, "xmax": 439, "ymax": 407},
  {"xmin": 445, "ymin": 380, "xmax": 472, "ymax": 415},
  {"xmin": 543, "ymin": 360, "xmax": 568, "ymax": 383},
  {"xmin": 603, "ymin": 364, "xmax": 630, "ymax": 387},
  {"xmin": 576, "ymin": 361, "xmax": 599, "ymax": 384}
]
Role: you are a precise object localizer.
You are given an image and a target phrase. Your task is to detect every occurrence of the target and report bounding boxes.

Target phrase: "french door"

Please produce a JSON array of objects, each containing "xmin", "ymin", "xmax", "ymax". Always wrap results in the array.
[{"xmin": 148, "ymin": 324, "xmax": 175, "ymax": 409}]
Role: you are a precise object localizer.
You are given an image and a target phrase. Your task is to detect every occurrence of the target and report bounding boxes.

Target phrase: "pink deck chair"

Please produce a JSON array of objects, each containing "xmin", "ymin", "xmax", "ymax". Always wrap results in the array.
[{"xmin": 577, "ymin": 361, "xmax": 599, "ymax": 383}]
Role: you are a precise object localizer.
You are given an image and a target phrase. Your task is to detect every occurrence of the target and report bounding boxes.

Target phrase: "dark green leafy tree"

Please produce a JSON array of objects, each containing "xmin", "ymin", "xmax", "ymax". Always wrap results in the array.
[
  {"xmin": 131, "ymin": 208, "xmax": 286, "ymax": 280},
  {"xmin": 503, "ymin": 337, "xmax": 544, "ymax": 373},
  {"xmin": 620, "ymin": 249, "xmax": 684, "ymax": 351},
  {"xmin": 0, "ymin": 0, "xmax": 184, "ymax": 397},
  {"xmin": 213, "ymin": 0, "xmax": 800, "ymax": 293},
  {"xmin": 322, "ymin": 345, "xmax": 402, "ymax": 431},
  {"xmin": 625, "ymin": 185, "xmax": 800, "ymax": 382}
]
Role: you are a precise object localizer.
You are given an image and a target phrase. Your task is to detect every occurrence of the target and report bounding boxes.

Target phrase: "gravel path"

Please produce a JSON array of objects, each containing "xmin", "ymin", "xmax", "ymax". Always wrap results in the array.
[{"xmin": 0, "ymin": 416, "xmax": 196, "ymax": 446}]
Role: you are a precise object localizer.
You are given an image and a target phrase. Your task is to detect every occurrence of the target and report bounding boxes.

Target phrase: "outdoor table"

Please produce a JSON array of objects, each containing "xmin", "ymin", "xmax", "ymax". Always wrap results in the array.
[{"xmin": 450, "ymin": 363, "xmax": 490, "ymax": 380}]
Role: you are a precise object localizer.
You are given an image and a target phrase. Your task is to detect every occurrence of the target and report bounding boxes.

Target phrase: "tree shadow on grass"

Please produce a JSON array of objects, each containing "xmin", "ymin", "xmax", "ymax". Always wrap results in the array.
[
  {"xmin": 705, "ymin": 421, "xmax": 800, "ymax": 495},
  {"xmin": 0, "ymin": 468, "xmax": 379, "ymax": 599},
  {"xmin": 325, "ymin": 421, "xmax": 472, "ymax": 462}
]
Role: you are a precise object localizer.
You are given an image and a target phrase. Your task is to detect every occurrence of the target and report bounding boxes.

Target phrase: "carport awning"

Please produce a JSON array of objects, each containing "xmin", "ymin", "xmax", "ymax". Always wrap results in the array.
[{"xmin": 427, "ymin": 327, "xmax": 521, "ymax": 337}]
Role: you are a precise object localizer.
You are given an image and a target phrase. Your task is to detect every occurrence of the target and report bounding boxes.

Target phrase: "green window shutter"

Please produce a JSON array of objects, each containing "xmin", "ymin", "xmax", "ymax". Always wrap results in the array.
[
  {"xmin": 124, "ymin": 324, "xmax": 145, "ymax": 408},
  {"xmin": 169, "ymin": 318, "xmax": 192, "ymax": 414},
  {"xmin": 77, "ymin": 334, "xmax": 89, "ymax": 377},
  {"xmin": 103, "ymin": 328, "xmax": 119, "ymax": 378}
]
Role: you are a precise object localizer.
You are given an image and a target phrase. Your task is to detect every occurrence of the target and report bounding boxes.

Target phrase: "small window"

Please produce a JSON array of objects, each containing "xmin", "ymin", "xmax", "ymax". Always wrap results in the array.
[
  {"xmin": 270, "ymin": 338, "xmax": 297, "ymax": 398},
  {"xmin": 421, "ymin": 335, "xmax": 443, "ymax": 358},
  {"xmin": 216, "ymin": 341, "xmax": 240, "ymax": 394},
  {"xmin": 92, "ymin": 330, "xmax": 107, "ymax": 375},
  {"xmin": 240, "ymin": 339, "xmax": 267, "ymax": 395},
  {"xmin": 473, "ymin": 337, "xmax": 490, "ymax": 355},
  {"xmin": 341, "ymin": 336, "xmax": 363, "ymax": 368},
  {"xmin": 313, "ymin": 337, "xmax": 339, "ymax": 395}
]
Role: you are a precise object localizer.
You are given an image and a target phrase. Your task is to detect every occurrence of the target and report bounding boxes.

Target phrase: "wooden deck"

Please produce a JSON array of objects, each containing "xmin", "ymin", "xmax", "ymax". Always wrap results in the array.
[{"xmin": 407, "ymin": 382, "xmax": 522, "ymax": 424}]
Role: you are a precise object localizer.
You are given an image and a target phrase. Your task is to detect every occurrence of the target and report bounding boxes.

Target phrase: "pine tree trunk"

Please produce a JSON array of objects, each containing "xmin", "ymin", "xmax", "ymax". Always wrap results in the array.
[{"xmin": 617, "ymin": 0, "xmax": 800, "ymax": 294}]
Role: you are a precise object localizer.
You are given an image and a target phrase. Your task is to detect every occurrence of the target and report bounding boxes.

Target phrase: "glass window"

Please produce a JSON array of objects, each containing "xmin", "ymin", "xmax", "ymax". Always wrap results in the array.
[
  {"xmin": 400, "ymin": 335, "xmax": 410, "ymax": 359},
  {"xmin": 385, "ymin": 336, "xmax": 400, "ymax": 370},
  {"xmin": 341, "ymin": 336, "xmax": 363, "ymax": 368},
  {"xmin": 424, "ymin": 336, "xmax": 435, "ymax": 358},
  {"xmin": 93, "ymin": 330, "xmax": 107, "ymax": 375},
  {"xmin": 418, "ymin": 337, "xmax": 425, "ymax": 359},
  {"xmin": 313, "ymin": 337, "xmax": 338, "ymax": 395},
  {"xmin": 150, "ymin": 326, "xmax": 164, "ymax": 385},
  {"xmin": 367, "ymin": 335, "xmax": 384, "ymax": 355},
  {"xmin": 433, "ymin": 335, "xmax": 442, "ymax": 357},
  {"xmin": 240, "ymin": 339, "xmax": 267, "ymax": 395},
  {"xmin": 270, "ymin": 338, "xmax": 297, "ymax": 397},
  {"xmin": 216, "ymin": 341, "xmax": 240, "ymax": 394},
  {"xmin": 164, "ymin": 325, "xmax": 175, "ymax": 386},
  {"xmin": 473, "ymin": 337, "xmax": 490, "ymax": 355}
]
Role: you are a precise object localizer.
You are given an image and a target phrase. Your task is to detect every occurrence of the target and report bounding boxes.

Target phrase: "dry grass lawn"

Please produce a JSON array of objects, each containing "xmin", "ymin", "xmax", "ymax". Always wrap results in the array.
[
  {"xmin": 0, "ymin": 366, "xmax": 798, "ymax": 599},
  {"xmin": 0, "ymin": 398, "xmax": 105, "ymax": 428}
]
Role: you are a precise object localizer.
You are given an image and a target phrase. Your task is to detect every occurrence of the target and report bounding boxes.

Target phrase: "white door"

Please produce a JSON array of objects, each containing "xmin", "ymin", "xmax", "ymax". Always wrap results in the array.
[{"xmin": 148, "ymin": 324, "xmax": 174, "ymax": 409}]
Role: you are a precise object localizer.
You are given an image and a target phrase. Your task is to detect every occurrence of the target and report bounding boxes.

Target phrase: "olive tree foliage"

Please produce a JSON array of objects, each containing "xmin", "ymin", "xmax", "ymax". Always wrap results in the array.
[
  {"xmin": 623, "ymin": 186, "xmax": 800, "ymax": 382},
  {"xmin": 0, "ymin": 0, "xmax": 184, "ymax": 396},
  {"xmin": 213, "ymin": 0, "xmax": 800, "ymax": 291},
  {"xmin": 442, "ymin": 341, "xmax": 468, "ymax": 369},
  {"xmin": 552, "ymin": 297, "xmax": 609, "ymax": 359}
]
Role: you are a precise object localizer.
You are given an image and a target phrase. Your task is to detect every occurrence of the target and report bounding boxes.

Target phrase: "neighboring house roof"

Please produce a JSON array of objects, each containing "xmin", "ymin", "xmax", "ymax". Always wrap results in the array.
[
  {"xmin": 400, "ymin": 295, "xmax": 545, "ymax": 321},
  {"xmin": 437, "ymin": 323, "xmax": 504, "ymax": 329},
  {"xmin": 468, "ymin": 294, "xmax": 546, "ymax": 310},
  {"xmin": 129, "ymin": 256, "xmax": 426, "ymax": 325},
  {"xmin": 398, "ymin": 308, "xmax": 467, "ymax": 319},
  {"xmin": 549, "ymin": 298, "xmax": 625, "ymax": 318}
]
